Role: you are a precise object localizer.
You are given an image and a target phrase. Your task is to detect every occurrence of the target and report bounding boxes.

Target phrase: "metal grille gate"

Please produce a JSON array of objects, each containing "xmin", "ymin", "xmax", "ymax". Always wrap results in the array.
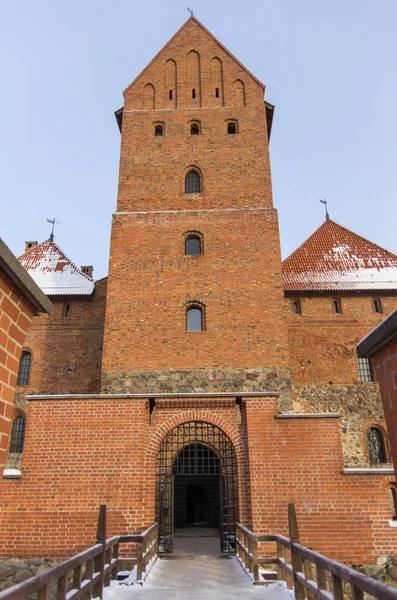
[{"xmin": 156, "ymin": 421, "xmax": 239, "ymax": 553}]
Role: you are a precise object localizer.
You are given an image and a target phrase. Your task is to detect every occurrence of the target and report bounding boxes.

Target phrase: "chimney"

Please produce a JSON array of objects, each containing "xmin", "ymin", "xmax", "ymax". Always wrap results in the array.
[
  {"xmin": 25, "ymin": 241, "xmax": 38, "ymax": 251},
  {"xmin": 81, "ymin": 265, "xmax": 94, "ymax": 278}
]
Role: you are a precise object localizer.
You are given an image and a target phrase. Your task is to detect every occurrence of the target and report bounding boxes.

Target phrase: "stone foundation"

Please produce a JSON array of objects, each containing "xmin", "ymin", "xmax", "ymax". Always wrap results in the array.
[
  {"xmin": 293, "ymin": 383, "xmax": 392, "ymax": 467},
  {"xmin": 101, "ymin": 367, "xmax": 293, "ymax": 411}
]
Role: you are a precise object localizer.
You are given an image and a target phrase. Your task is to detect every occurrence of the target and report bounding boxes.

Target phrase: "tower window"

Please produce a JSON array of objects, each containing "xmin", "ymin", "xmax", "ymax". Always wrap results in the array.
[
  {"xmin": 332, "ymin": 298, "xmax": 342, "ymax": 314},
  {"xmin": 357, "ymin": 357, "xmax": 374, "ymax": 382},
  {"xmin": 64, "ymin": 303, "xmax": 70, "ymax": 317},
  {"xmin": 17, "ymin": 351, "xmax": 31, "ymax": 386},
  {"xmin": 190, "ymin": 123, "xmax": 200, "ymax": 136},
  {"xmin": 187, "ymin": 306, "xmax": 204, "ymax": 331},
  {"xmin": 192, "ymin": 88, "xmax": 196, "ymax": 99},
  {"xmin": 154, "ymin": 124, "xmax": 164, "ymax": 137},
  {"xmin": 227, "ymin": 121, "xmax": 237, "ymax": 134},
  {"xmin": 185, "ymin": 170, "xmax": 201, "ymax": 194},
  {"xmin": 215, "ymin": 87, "xmax": 219, "ymax": 98},
  {"xmin": 292, "ymin": 299, "xmax": 301, "ymax": 315},
  {"xmin": 185, "ymin": 235, "xmax": 202, "ymax": 255},
  {"xmin": 367, "ymin": 427, "xmax": 387, "ymax": 464},
  {"xmin": 372, "ymin": 298, "xmax": 383, "ymax": 313},
  {"xmin": 10, "ymin": 416, "xmax": 26, "ymax": 453},
  {"xmin": 169, "ymin": 90, "xmax": 173, "ymax": 100}
]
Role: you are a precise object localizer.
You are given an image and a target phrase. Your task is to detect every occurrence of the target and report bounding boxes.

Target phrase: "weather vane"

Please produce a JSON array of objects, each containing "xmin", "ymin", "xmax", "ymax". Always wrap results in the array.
[
  {"xmin": 319, "ymin": 199, "xmax": 330, "ymax": 221},
  {"xmin": 47, "ymin": 217, "xmax": 59, "ymax": 241},
  {"xmin": 186, "ymin": 6, "xmax": 194, "ymax": 16}
]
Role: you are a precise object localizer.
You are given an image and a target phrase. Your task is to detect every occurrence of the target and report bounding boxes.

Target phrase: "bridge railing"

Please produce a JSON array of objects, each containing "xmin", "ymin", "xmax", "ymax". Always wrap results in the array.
[
  {"xmin": 236, "ymin": 504, "xmax": 397, "ymax": 599},
  {"xmin": 0, "ymin": 506, "xmax": 158, "ymax": 600}
]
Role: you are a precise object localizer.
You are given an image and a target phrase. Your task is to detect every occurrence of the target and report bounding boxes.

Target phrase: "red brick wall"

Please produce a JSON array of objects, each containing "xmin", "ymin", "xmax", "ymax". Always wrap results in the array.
[
  {"xmin": 373, "ymin": 337, "xmax": 397, "ymax": 476},
  {"xmin": 0, "ymin": 267, "xmax": 36, "ymax": 470},
  {"xmin": 0, "ymin": 395, "xmax": 395, "ymax": 563}
]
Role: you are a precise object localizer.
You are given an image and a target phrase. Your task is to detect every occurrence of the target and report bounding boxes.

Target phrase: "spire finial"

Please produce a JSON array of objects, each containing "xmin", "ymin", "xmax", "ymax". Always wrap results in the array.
[
  {"xmin": 186, "ymin": 6, "xmax": 194, "ymax": 16},
  {"xmin": 47, "ymin": 217, "xmax": 59, "ymax": 241},
  {"xmin": 319, "ymin": 199, "xmax": 330, "ymax": 221}
]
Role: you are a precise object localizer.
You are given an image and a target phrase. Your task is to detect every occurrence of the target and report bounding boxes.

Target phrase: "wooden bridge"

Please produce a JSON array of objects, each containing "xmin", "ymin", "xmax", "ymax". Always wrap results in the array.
[{"xmin": 0, "ymin": 504, "xmax": 395, "ymax": 600}]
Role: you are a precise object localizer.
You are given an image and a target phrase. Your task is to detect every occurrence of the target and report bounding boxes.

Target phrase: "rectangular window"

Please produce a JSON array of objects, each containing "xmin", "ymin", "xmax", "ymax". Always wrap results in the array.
[
  {"xmin": 169, "ymin": 90, "xmax": 173, "ymax": 100},
  {"xmin": 373, "ymin": 297, "xmax": 383, "ymax": 313},
  {"xmin": 358, "ymin": 357, "xmax": 374, "ymax": 382},
  {"xmin": 332, "ymin": 298, "xmax": 342, "ymax": 314},
  {"xmin": 192, "ymin": 88, "xmax": 196, "ymax": 99},
  {"xmin": 292, "ymin": 299, "xmax": 301, "ymax": 315},
  {"xmin": 215, "ymin": 87, "xmax": 219, "ymax": 98}
]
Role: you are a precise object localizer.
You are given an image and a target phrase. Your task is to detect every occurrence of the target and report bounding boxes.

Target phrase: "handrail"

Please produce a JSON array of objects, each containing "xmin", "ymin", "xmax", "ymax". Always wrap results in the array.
[
  {"xmin": 0, "ymin": 509, "xmax": 158, "ymax": 600},
  {"xmin": 236, "ymin": 504, "xmax": 397, "ymax": 599}
]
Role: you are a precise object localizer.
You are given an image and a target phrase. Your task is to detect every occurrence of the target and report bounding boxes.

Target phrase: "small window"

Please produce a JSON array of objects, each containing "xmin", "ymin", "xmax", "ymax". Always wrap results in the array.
[
  {"xmin": 64, "ymin": 303, "xmax": 70, "ymax": 317},
  {"xmin": 190, "ymin": 123, "xmax": 200, "ymax": 136},
  {"xmin": 185, "ymin": 170, "xmax": 201, "ymax": 194},
  {"xmin": 17, "ymin": 351, "xmax": 31, "ymax": 386},
  {"xmin": 358, "ymin": 357, "xmax": 374, "ymax": 382},
  {"xmin": 227, "ymin": 121, "xmax": 237, "ymax": 134},
  {"xmin": 390, "ymin": 484, "xmax": 397, "ymax": 519},
  {"xmin": 373, "ymin": 298, "xmax": 383, "ymax": 313},
  {"xmin": 292, "ymin": 300, "xmax": 301, "ymax": 315},
  {"xmin": 367, "ymin": 427, "xmax": 387, "ymax": 464},
  {"xmin": 154, "ymin": 124, "xmax": 164, "ymax": 137},
  {"xmin": 187, "ymin": 306, "xmax": 203, "ymax": 331},
  {"xmin": 185, "ymin": 235, "xmax": 202, "ymax": 255},
  {"xmin": 332, "ymin": 298, "xmax": 342, "ymax": 314},
  {"xmin": 192, "ymin": 88, "xmax": 196, "ymax": 99},
  {"xmin": 10, "ymin": 416, "xmax": 26, "ymax": 453},
  {"xmin": 215, "ymin": 87, "xmax": 219, "ymax": 98},
  {"xmin": 169, "ymin": 90, "xmax": 173, "ymax": 100}
]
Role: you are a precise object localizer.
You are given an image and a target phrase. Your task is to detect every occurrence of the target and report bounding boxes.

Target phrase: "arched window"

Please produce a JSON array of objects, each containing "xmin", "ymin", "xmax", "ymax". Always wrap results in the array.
[
  {"xmin": 185, "ymin": 235, "xmax": 202, "ymax": 255},
  {"xmin": 154, "ymin": 124, "xmax": 164, "ymax": 137},
  {"xmin": 10, "ymin": 416, "xmax": 26, "ymax": 453},
  {"xmin": 367, "ymin": 427, "xmax": 387, "ymax": 464},
  {"xmin": 17, "ymin": 351, "xmax": 31, "ymax": 386},
  {"xmin": 190, "ymin": 123, "xmax": 200, "ymax": 136},
  {"xmin": 185, "ymin": 170, "xmax": 201, "ymax": 194},
  {"xmin": 187, "ymin": 306, "xmax": 203, "ymax": 331}
]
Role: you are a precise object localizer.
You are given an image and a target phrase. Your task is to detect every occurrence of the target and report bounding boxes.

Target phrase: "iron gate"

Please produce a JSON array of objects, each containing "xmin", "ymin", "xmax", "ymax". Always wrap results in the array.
[{"xmin": 156, "ymin": 421, "xmax": 239, "ymax": 553}]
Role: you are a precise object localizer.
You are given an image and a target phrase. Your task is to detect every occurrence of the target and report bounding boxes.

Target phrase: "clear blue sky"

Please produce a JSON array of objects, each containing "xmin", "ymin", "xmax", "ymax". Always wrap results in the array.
[{"xmin": 1, "ymin": 0, "xmax": 396, "ymax": 279}]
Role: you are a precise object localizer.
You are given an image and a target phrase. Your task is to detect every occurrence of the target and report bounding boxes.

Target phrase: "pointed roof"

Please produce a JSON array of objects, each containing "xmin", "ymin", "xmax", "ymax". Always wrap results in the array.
[
  {"xmin": 283, "ymin": 219, "xmax": 397, "ymax": 292},
  {"xmin": 19, "ymin": 240, "xmax": 95, "ymax": 296},
  {"xmin": 123, "ymin": 16, "xmax": 265, "ymax": 96}
]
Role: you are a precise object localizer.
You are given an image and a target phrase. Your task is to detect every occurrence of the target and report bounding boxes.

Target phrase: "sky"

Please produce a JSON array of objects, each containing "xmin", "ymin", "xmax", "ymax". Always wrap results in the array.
[{"xmin": 1, "ymin": 0, "xmax": 396, "ymax": 280}]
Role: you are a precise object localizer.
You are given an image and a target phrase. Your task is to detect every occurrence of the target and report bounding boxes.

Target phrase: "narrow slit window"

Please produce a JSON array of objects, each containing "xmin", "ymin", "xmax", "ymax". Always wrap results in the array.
[
  {"xmin": 292, "ymin": 300, "xmax": 301, "ymax": 315},
  {"xmin": 192, "ymin": 88, "xmax": 196, "ymax": 99},
  {"xmin": 215, "ymin": 87, "xmax": 219, "ymax": 98},
  {"xmin": 187, "ymin": 306, "xmax": 203, "ymax": 331},
  {"xmin": 185, "ymin": 170, "xmax": 201, "ymax": 194},
  {"xmin": 332, "ymin": 298, "xmax": 342, "ymax": 314},
  {"xmin": 10, "ymin": 416, "xmax": 26, "ymax": 453},
  {"xmin": 190, "ymin": 123, "xmax": 199, "ymax": 136},
  {"xmin": 367, "ymin": 427, "xmax": 387, "ymax": 464},
  {"xmin": 373, "ymin": 298, "xmax": 382, "ymax": 313},
  {"xmin": 227, "ymin": 121, "xmax": 237, "ymax": 134},
  {"xmin": 357, "ymin": 357, "xmax": 374, "ymax": 382},
  {"xmin": 17, "ymin": 351, "xmax": 31, "ymax": 386},
  {"xmin": 64, "ymin": 303, "xmax": 70, "ymax": 317},
  {"xmin": 185, "ymin": 235, "xmax": 202, "ymax": 255},
  {"xmin": 154, "ymin": 124, "xmax": 164, "ymax": 137},
  {"xmin": 169, "ymin": 90, "xmax": 173, "ymax": 100}
]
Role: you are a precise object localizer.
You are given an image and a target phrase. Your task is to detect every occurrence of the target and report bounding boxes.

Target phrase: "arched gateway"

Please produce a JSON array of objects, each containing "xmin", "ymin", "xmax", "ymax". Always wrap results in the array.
[{"xmin": 156, "ymin": 421, "xmax": 238, "ymax": 553}]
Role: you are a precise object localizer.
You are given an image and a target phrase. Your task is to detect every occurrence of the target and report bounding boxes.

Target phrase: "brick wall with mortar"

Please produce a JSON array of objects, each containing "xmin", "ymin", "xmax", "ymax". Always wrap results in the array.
[
  {"xmin": 0, "ymin": 394, "xmax": 395, "ymax": 564},
  {"xmin": 102, "ymin": 18, "xmax": 291, "ymax": 403},
  {"xmin": 285, "ymin": 294, "xmax": 397, "ymax": 466},
  {"xmin": 0, "ymin": 268, "xmax": 36, "ymax": 471}
]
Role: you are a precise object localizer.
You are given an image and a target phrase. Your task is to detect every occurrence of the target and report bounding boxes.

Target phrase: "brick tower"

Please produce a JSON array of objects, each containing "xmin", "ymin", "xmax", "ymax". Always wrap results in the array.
[{"xmin": 102, "ymin": 16, "xmax": 291, "ymax": 405}]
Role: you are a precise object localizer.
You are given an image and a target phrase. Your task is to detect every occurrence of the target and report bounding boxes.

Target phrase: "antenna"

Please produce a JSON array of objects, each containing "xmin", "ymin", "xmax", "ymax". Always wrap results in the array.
[
  {"xmin": 47, "ymin": 217, "xmax": 59, "ymax": 241},
  {"xmin": 319, "ymin": 199, "xmax": 330, "ymax": 221},
  {"xmin": 186, "ymin": 6, "xmax": 194, "ymax": 16}
]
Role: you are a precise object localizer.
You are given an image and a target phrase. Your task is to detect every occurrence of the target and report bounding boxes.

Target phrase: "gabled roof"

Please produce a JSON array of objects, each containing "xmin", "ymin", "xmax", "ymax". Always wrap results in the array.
[
  {"xmin": 283, "ymin": 219, "xmax": 397, "ymax": 292},
  {"xmin": 19, "ymin": 240, "xmax": 94, "ymax": 296},
  {"xmin": 123, "ymin": 16, "xmax": 265, "ymax": 96}
]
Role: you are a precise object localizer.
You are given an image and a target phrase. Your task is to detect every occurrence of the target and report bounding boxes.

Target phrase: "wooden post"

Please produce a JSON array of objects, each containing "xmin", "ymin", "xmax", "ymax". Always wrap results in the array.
[
  {"xmin": 96, "ymin": 504, "xmax": 107, "ymax": 544},
  {"xmin": 251, "ymin": 534, "xmax": 259, "ymax": 583},
  {"xmin": 57, "ymin": 575, "xmax": 67, "ymax": 600},
  {"xmin": 332, "ymin": 574, "xmax": 344, "ymax": 600},
  {"xmin": 94, "ymin": 504, "xmax": 107, "ymax": 599},
  {"xmin": 288, "ymin": 503, "xmax": 305, "ymax": 600},
  {"xmin": 85, "ymin": 559, "xmax": 94, "ymax": 600}
]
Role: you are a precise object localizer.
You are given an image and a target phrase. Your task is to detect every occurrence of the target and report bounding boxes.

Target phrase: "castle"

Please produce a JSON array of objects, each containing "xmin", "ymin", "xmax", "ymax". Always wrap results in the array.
[{"xmin": 2, "ymin": 16, "xmax": 397, "ymax": 563}]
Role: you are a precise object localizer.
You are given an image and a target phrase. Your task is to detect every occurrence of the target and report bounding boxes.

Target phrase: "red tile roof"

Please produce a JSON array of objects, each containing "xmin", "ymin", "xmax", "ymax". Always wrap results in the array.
[
  {"xmin": 282, "ymin": 219, "xmax": 397, "ymax": 292},
  {"xmin": 19, "ymin": 239, "xmax": 94, "ymax": 295}
]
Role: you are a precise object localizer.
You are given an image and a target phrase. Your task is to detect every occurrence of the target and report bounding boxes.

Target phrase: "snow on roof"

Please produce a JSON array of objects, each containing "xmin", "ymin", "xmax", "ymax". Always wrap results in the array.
[
  {"xmin": 283, "ymin": 219, "xmax": 397, "ymax": 292},
  {"xmin": 18, "ymin": 239, "xmax": 94, "ymax": 296}
]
